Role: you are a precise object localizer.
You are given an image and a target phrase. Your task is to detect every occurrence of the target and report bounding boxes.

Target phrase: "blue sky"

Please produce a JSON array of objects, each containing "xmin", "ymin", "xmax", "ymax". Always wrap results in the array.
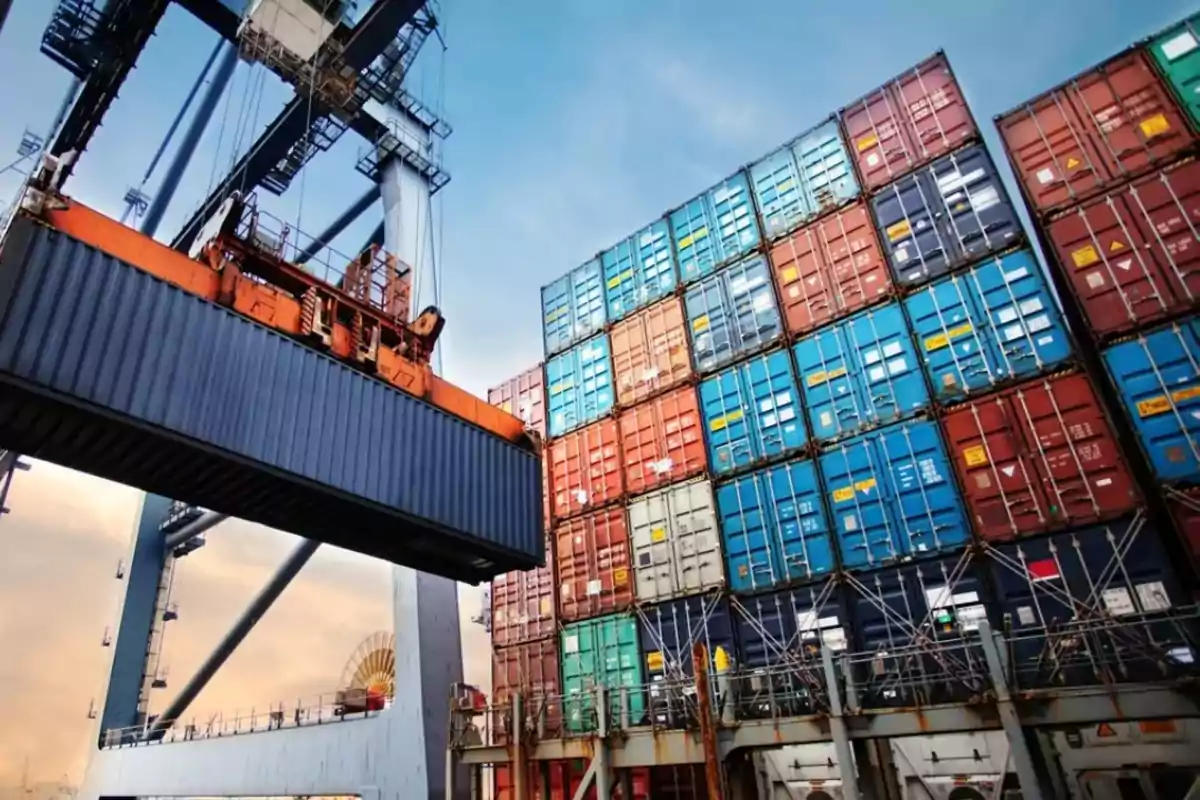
[{"xmin": 0, "ymin": 0, "xmax": 1196, "ymax": 396}]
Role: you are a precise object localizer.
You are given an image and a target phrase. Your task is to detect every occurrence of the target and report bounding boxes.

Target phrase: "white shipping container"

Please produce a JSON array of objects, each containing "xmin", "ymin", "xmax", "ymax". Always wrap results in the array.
[{"xmin": 629, "ymin": 478, "xmax": 723, "ymax": 603}]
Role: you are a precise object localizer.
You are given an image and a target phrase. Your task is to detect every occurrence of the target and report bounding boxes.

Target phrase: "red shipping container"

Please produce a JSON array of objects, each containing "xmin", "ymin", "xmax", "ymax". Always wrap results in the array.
[
  {"xmin": 1046, "ymin": 160, "xmax": 1200, "ymax": 338},
  {"xmin": 768, "ymin": 200, "xmax": 892, "ymax": 335},
  {"xmin": 610, "ymin": 297, "xmax": 693, "ymax": 408},
  {"xmin": 491, "ymin": 638, "xmax": 561, "ymax": 743},
  {"xmin": 547, "ymin": 418, "xmax": 623, "ymax": 521},
  {"xmin": 617, "ymin": 385, "xmax": 707, "ymax": 496},
  {"xmin": 998, "ymin": 51, "xmax": 1195, "ymax": 215},
  {"xmin": 941, "ymin": 373, "xmax": 1139, "ymax": 541},
  {"xmin": 556, "ymin": 507, "xmax": 633, "ymax": 622},
  {"xmin": 497, "ymin": 762, "xmax": 650, "ymax": 800},
  {"xmin": 490, "ymin": 533, "xmax": 556, "ymax": 647},
  {"xmin": 487, "ymin": 363, "xmax": 546, "ymax": 438},
  {"xmin": 1165, "ymin": 487, "xmax": 1200, "ymax": 567},
  {"xmin": 841, "ymin": 52, "xmax": 975, "ymax": 191}
]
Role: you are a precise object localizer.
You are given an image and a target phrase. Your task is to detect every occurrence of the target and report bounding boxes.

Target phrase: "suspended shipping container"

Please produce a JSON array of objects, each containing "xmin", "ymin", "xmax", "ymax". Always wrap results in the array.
[
  {"xmin": 628, "ymin": 477, "xmax": 724, "ymax": 604},
  {"xmin": 617, "ymin": 385, "xmax": 707, "ymax": 496},
  {"xmin": 767, "ymin": 200, "xmax": 892, "ymax": 337},
  {"xmin": 1148, "ymin": 13, "xmax": 1200, "ymax": 132},
  {"xmin": 941, "ymin": 372, "xmax": 1139, "ymax": 541},
  {"xmin": 609, "ymin": 296, "xmax": 692, "ymax": 408},
  {"xmin": 546, "ymin": 418, "xmax": 623, "ymax": 521},
  {"xmin": 491, "ymin": 533, "xmax": 557, "ymax": 647},
  {"xmin": 819, "ymin": 419, "xmax": 971, "ymax": 570},
  {"xmin": 546, "ymin": 333, "xmax": 614, "ymax": 437},
  {"xmin": 601, "ymin": 218, "xmax": 677, "ymax": 322},
  {"xmin": 487, "ymin": 363, "xmax": 546, "ymax": 438},
  {"xmin": 671, "ymin": 171, "xmax": 760, "ymax": 283},
  {"xmin": 492, "ymin": 638, "xmax": 561, "ymax": 740},
  {"xmin": 749, "ymin": 116, "xmax": 859, "ymax": 239},
  {"xmin": 560, "ymin": 613, "xmax": 645, "ymax": 733},
  {"xmin": 987, "ymin": 521, "xmax": 1197, "ymax": 689},
  {"xmin": 685, "ymin": 255, "xmax": 783, "ymax": 373},
  {"xmin": 699, "ymin": 349, "xmax": 807, "ymax": 476},
  {"xmin": 637, "ymin": 593, "xmax": 735, "ymax": 727},
  {"xmin": 1103, "ymin": 317, "xmax": 1200, "ymax": 484},
  {"xmin": 0, "ymin": 219, "xmax": 542, "ymax": 583},
  {"xmin": 997, "ymin": 50, "xmax": 1196, "ymax": 215},
  {"xmin": 793, "ymin": 301, "xmax": 928, "ymax": 442},
  {"xmin": 871, "ymin": 143, "xmax": 1020, "ymax": 288},
  {"xmin": 905, "ymin": 249, "xmax": 1072, "ymax": 402},
  {"xmin": 716, "ymin": 458, "xmax": 836, "ymax": 593},
  {"xmin": 1043, "ymin": 158, "xmax": 1200, "ymax": 338},
  {"xmin": 556, "ymin": 506, "xmax": 634, "ymax": 622},
  {"xmin": 840, "ymin": 51, "xmax": 976, "ymax": 192},
  {"xmin": 542, "ymin": 258, "xmax": 607, "ymax": 356}
]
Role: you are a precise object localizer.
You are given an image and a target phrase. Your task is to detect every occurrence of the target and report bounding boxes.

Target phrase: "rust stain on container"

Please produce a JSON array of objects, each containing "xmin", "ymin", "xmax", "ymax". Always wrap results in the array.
[
  {"xmin": 546, "ymin": 418, "xmax": 624, "ymax": 521},
  {"xmin": 555, "ymin": 506, "xmax": 634, "ymax": 622},
  {"xmin": 491, "ymin": 533, "xmax": 557, "ymax": 647},
  {"xmin": 610, "ymin": 296, "xmax": 693, "ymax": 407},
  {"xmin": 618, "ymin": 385, "xmax": 707, "ymax": 496}
]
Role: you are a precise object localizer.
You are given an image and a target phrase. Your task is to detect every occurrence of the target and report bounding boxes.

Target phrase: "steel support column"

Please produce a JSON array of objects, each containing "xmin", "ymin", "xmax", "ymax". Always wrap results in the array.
[
  {"xmin": 163, "ymin": 511, "xmax": 227, "ymax": 552},
  {"xmin": 512, "ymin": 692, "xmax": 527, "ymax": 800},
  {"xmin": 594, "ymin": 685, "xmax": 612, "ymax": 800},
  {"xmin": 692, "ymin": 643, "xmax": 723, "ymax": 800},
  {"xmin": 979, "ymin": 619, "xmax": 1050, "ymax": 800},
  {"xmin": 821, "ymin": 645, "xmax": 861, "ymax": 800},
  {"xmin": 296, "ymin": 184, "xmax": 382, "ymax": 264}
]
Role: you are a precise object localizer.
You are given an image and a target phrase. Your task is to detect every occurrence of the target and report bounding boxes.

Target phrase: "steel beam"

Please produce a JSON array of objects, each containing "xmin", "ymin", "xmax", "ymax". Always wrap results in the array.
[
  {"xmin": 296, "ymin": 184, "xmax": 382, "ymax": 264},
  {"xmin": 822, "ymin": 645, "xmax": 861, "ymax": 800},
  {"xmin": 163, "ymin": 511, "xmax": 228, "ymax": 552},
  {"xmin": 0, "ymin": 0, "xmax": 13, "ymax": 40}
]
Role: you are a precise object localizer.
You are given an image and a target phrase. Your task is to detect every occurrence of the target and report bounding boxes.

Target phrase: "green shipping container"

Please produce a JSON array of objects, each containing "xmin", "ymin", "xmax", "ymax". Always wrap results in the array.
[
  {"xmin": 1149, "ymin": 15, "xmax": 1200, "ymax": 130},
  {"xmin": 560, "ymin": 614, "xmax": 645, "ymax": 733}
]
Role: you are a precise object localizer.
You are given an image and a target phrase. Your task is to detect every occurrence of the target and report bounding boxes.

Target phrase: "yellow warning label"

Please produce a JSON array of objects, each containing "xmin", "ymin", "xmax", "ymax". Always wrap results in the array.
[
  {"xmin": 1071, "ymin": 244, "xmax": 1100, "ymax": 268},
  {"xmin": 549, "ymin": 380, "xmax": 574, "ymax": 396},
  {"xmin": 646, "ymin": 651, "xmax": 664, "ymax": 671},
  {"xmin": 607, "ymin": 269, "xmax": 633, "ymax": 289},
  {"xmin": 776, "ymin": 178, "xmax": 794, "ymax": 193},
  {"xmin": 1065, "ymin": 156, "xmax": 1082, "ymax": 170},
  {"xmin": 540, "ymin": 596, "xmax": 553, "ymax": 615},
  {"xmin": 832, "ymin": 486, "xmax": 855, "ymax": 503},
  {"xmin": 886, "ymin": 219, "xmax": 912, "ymax": 242},
  {"xmin": 857, "ymin": 133, "xmax": 879, "ymax": 153},
  {"xmin": 1139, "ymin": 113, "xmax": 1171, "ymax": 139},
  {"xmin": 651, "ymin": 527, "xmax": 667, "ymax": 542},
  {"xmin": 614, "ymin": 567, "xmax": 629, "ymax": 585},
  {"xmin": 925, "ymin": 322, "xmax": 974, "ymax": 352},
  {"xmin": 963, "ymin": 445, "xmax": 989, "ymax": 467},
  {"xmin": 1172, "ymin": 385, "xmax": 1200, "ymax": 404},
  {"xmin": 709, "ymin": 409, "xmax": 744, "ymax": 432},
  {"xmin": 1137, "ymin": 396, "xmax": 1171, "ymax": 417},
  {"xmin": 499, "ymin": 400, "xmax": 513, "ymax": 413},
  {"xmin": 545, "ymin": 306, "xmax": 567, "ymax": 323},
  {"xmin": 780, "ymin": 266, "xmax": 799, "ymax": 283},
  {"xmin": 807, "ymin": 366, "xmax": 848, "ymax": 387},
  {"xmin": 854, "ymin": 478, "xmax": 877, "ymax": 494},
  {"xmin": 692, "ymin": 314, "xmax": 710, "ymax": 332},
  {"xmin": 678, "ymin": 226, "xmax": 708, "ymax": 251},
  {"xmin": 1109, "ymin": 240, "xmax": 1125, "ymax": 253}
]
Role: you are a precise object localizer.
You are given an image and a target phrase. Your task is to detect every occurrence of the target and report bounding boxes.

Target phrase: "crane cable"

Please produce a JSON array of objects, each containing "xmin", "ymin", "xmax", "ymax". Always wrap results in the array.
[{"xmin": 292, "ymin": 0, "xmax": 341, "ymax": 259}]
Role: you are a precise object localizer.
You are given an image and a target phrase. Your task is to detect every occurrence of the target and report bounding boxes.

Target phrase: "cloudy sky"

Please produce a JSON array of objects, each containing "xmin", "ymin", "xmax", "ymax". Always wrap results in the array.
[{"xmin": 0, "ymin": 0, "xmax": 1194, "ymax": 788}]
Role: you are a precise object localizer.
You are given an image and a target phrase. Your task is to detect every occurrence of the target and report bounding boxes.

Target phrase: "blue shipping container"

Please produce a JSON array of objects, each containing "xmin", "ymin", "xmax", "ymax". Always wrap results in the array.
[
  {"xmin": 685, "ymin": 255, "xmax": 783, "ymax": 373},
  {"xmin": 846, "ymin": 554, "xmax": 990, "ymax": 706},
  {"xmin": 601, "ymin": 219, "xmax": 677, "ymax": 322},
  {"xmin": 872, "ymin": 144, "xmax": 1020, "ymax": 288},
  {"xmin": 546, "ymin": 334, "xmax": 615, "ymax": 438},
  {"xmin": 638, "ymin": 594, "xmax": 735, "ymax": 727},
  {"xmin": 700, "ymin": 350, "xmax": 806, "ymax": 475},
  {"xmin": 0, "ymin": 219, "xmax": 542, "ymax": 583},
  {"xmin": 542, "ymin": 258, "xmax": 606, "ymax": 356},
  {"xmin": 1103, "ymin": 318, "xmax": 1200, "ymax": 485},
  {"xmin": 989, "ymin": 522, "xmax": 1197, "ymax": 689},
  {"xmin": 819, "ymin": 420, "xmax": 970, "ymax": 570},
  {"xmin": 905, "ymin": 249, "xmax": 1072, "ymax": 401},
  {"xmin": 749, "ymin": 117, "xmax": 859, "ymax": 239},
  {"xmin": 716, "ymin": 458, "xmax": 836, "ymax": 592},
  {"xmin": 793, "ymin": 302, "xmax": 928, "ymax": 441},
  {"xmin": 671, "ymin": 172, "xmax": 760, "ymax": 283}
]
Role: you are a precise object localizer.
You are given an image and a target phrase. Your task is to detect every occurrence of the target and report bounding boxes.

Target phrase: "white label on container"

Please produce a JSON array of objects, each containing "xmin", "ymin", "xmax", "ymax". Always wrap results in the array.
[
  {"xmin": 586, "ymin": 579, "xmax": 602, "ymax": 596},
  {"xmin": 1027, "ymin": 314, "xmax": 1051, "ymax": 334},
  {"xmin": 925, "ymin": 584, "xmax": 952, "ymax": 610},
  {"xmin": 1017, "ymin": 605, "xmax": 1036, "ymax": 626},
  {"xmin": 863, "ymin": 348, "xmax": 881, "ymax": 365},
  {"xmin": 1162, "ymin": 30, "xmax": 1199, "ymax": 60},
  {"xmin": 1019, "ymin": 298, "xmax": 1044, "ymax": 315},
  {"xmin": 775, "ymin": 391, "xmax": 792, "ymax": 407},
  {"xmin": 887, "ymin": 356, "xmax": 908, "ymax": 375},
  {"xmin": 959, "ymin": 605, "xmax": 987, "ymax": 632},
  {"xmin": 1096, "ymin": 477, "xmax": 1113, "ymax": 487},
  {"xmin": 883, "ymin": 342, "xmax": 903, "ymax": 358},
  {"xmin": 797, "ymin": 610, "xmax": 818, "ymax": 632},
  {"xmin": 1036, "ymin": 167, "xmax": 1056, "ymax": 185},
  {"xmin": 759, "ymin": 397, "xmax": 776, "ymax": 412},
  {"xmin": 1037, "ymin": 335, "xmax": 1055, "ymax": 346},
  {"xmin": 822, "ymin": 628, "xmax": 848, "ymax": 651},
  {"xmin": 649, "ymin": 457, "xmax": 674, "ymax": 474},
  {"xmin": 1087, "ymin": 272, "xmax": 1106, "ymax": 288},
  {"xmin": 1136, "ymin": 581, "xmax": 1170, "ymax": 612},
  {"xmin": 843, "ymin": 513, "xmax": 858, "ymax": 531},
  {"xmin": 996, "ymin": 306, "xmax": 1018, "ymax": 325},
  {"xmin": 895, "ymin": 247, "xmax": 910, "ymax": 264},
  {"xmin": 1003, "ymin": 266, "xmax": 1029, "ymax": 283},
  {"xmin": 564, "ymin": 634, "xmax": 579, "ymax": 654},
  {"xmin": 761, "ymin": 412, "xmax": 778, "ymax": 428},
  {"xmin": 1102, "ymin": 587, "xmax": 1135, "ymax": 616},
  {"xmin": 1168, "ymin": 646, "xmax": 1195, "ymax": 664},
  {"xmin": 953, "ymin": 591, "xmax": 981, "ymax": 605},
  {"xmin": 575, "ymin": 490, "xmax": 590, "ymax": 504},
  {"xmin": 779, "ymin": 407, "xmax": 796, "ymax": 423},
  {"xmin": 868, "ymin": 366, "xmax": 886, "ymax": 382},
  {"xmin": 753, "ymin": 293, "xmax": 774, "ymax": 311},
  {"xmin": 820, "ymin": 411, "xmax": 833, "ymax": 429},
  {"xmin": 1003, "ymin": 323, "xmax": 1026, "ymax": 342},
  {"xmin": 866, "ymin": 152, "xmax": 880, "ymax": 167}
]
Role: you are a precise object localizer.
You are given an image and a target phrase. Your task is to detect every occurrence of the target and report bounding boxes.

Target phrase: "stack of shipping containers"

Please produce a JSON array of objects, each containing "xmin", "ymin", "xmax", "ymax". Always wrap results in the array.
[{"xmin": 484, "ymin": 13, "xmax": 1200, "ymax": 796}]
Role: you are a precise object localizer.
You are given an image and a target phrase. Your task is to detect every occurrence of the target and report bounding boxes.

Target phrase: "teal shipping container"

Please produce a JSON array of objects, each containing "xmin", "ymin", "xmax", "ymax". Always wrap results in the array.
[
  {"xmin": 601, "ymin": 219, "xmax": 677, "ymax": 323},
  {"xmin": 671, "ymin": 172, "xmax": 761, "ymax": 283},
  {"xmin": 685, "ymin": 255, "xmax": 783, "ymax": 374},
  {"xmin": 561, "ymin": 614, "xmax": 645, "ymax": 733},
  {"xmin": 1148, "ymin": 14, "xmax": 1200, "ymax": 132},
  {"xmin": 546, "ymin": 334, "xmax": 615, "ymax": 438},
  {"xmin": 542, "ymin": 259, "xmax": 606, "ymax": 356}
]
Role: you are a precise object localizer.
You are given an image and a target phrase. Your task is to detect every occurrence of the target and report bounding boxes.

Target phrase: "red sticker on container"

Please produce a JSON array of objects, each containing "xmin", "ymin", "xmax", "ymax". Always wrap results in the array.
[{"xmin": 1026, "ymin": 558, "xmax": 1061, "ymax": 582}]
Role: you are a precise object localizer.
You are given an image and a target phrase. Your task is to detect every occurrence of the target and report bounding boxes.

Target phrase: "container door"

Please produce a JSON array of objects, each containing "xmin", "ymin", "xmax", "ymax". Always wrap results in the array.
[
  {"xmin": 555, "ymin": 508, "xmax": 633, "ymax": 622},
  {"xmin": 598, "ymin": 615, "xmax": 645, "ymax": 725},
  {"xmin": 968, "ymin": 249, "xmax": 1072, "ymax": 382},
  {"xmin": 629, "ymin": 487, "xmax": 679, "ymax": 605},
  {"xmin": 823, "ymin": 201, "xmax": 892, "ymax": 317},
  {"xmin": 794, "ymin": 323, "xmax": 863, "ymax": 442},
  {"xmin": 742, "ymin": 350, "xmax": 807, "ymax": 464},
  {"xmin": 794, "ymin": 117, "xmax": 859, "ymax": 215},
  {"xmin": 561, "ymin": 621, "xmax": 598, "ymax": 733},
  {"xmin": 547, "ymin": 418, "xmax": 623, "ymax": 520},
  {"xmin": 872, "ymin": 169, "xmax": 953, "ymax": 287},
  {"xmin": 725, "ymin": 256, "xmax": 783, "ymax": 365},
  {"xmin": 570, "ymin": 259, "xmax": 607, "ymax": 344},
  {"xmin": 701, "ymin": 363, "xmax": 754, "ymax": 475},
  {"xmin": 751, "ymin": 145, "xmax": 814, "ymax": 239},
  {"xmin": 668, "ymin": 479, "xmax": 724, "ymax": 597},
  {"xmin": 602, "ymin": 219, "xmax": 676, "ymax": 322},
  {"xmin": 998, "ymin": 93, "xmax": 1107, "ymax": 214},
  {"xmin": 845, "ymin": 303, "xmax": 929, "ymax": 426},
  {"xmin": 618, "ymin": 385, "xmax": 705, "ymax": 495},
  {"xmin": 685, "ymin": 273, "xmax": 733, "ymax": 372},
  {"xmin": 578, "ymin": 334, "xmax": 615, "ymax": 423},
  {"xmin": 820, "ymin": 434, "xmax": 903, "ymax": 570},
  {"xmin": 928, "ymin": 144, "xmax": 1020, "ymax": 267},
  {"xmin": 611, "ymin": 297, "xmax": 691, "ymax": 407},
  {"xmin": 672, "ymin": 173, "xmax": 759, "ymax": 282},
  {"xmin": 546, "ymin": 336, "xmax": 614, "ymax": 437},
  {"xmin": 895, "ymin": 54, "xmax": 975, "ymax": 165},
  {"xmin": 716, "ymin": 472, "xmax": 784, "ymax": 593},
  {"xmin": 769, "ymin": 223, "xmax": 835, "ymax": 335},
  {"xmin": 542, "ymin": 273, "xmax": 573, "ymax": 355},
  {"xmin": 1129, "ymin": 161, "xmax": 1200, "ymax": 309},
  {"xmin": 609, "ymin": 311, "xmax": 646, "ymax": 409},
  {"xmin": 546, "ymin": 345, "xmax": 582, "ymax": 438},
  {"xmin": 1149, "ymin": 17, "xmax": 1200, "ymax": 131},
  {"xmin": 764, "ymin": 459, "xmax": 836, "ymax": 583},
  {"xmin": 842, "ymin": 84, "xmax": 918, "ymax": 192},
  {"xmin": 491, "ymin": 534, "xmax": 556, "ymax": 646},
  {"xmin": 906, "ymin": 272, "xmax": 998, "ymax": 402},
  {"xmin": 637, "ymin": 596, "xmax": 733, "ymax": 727},
  {"xmin": 878, "ymin": 420, "xmax": 971, "ymax": 557}
]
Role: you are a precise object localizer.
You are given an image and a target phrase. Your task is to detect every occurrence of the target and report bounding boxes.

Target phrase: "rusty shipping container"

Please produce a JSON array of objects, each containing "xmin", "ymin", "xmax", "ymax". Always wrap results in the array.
[
  {"xmin": 1044, "ymin": 159, "xmax": 1200, "ymax": 338},
  {"xmin": 546, "ymin": 418, "xmax": 623, "ymax": 521},
  {"xmin": 491, "ymin": 638, "xmax": 561, "ymax": 742},
  {"xmin": 487, "ymin": 363, "xmax": 546, "ymax": 439},
  {"xmin": 617, "ymin": 385, "xmax": 707, "ymax": 496},
  {"xmin": 841, "ymin": 51, "xmax": 976, "ymax": 192},
  {"xmin": 496, "ymin": 764, "xmax": 654, "ymax": 800},
  {"xmin": 556, "ymin": 506, "xmax": 634, "ymax": 622},
  {"xmin": 609, "ymin": 296, "xmax": 693, "ymax": 407},
  {"xmin": 767, "ymin": 200, "xmax": 892, "ymax": 336},
  {"xmin": 998, "ymin": 50, "xmax": 1196, "ymax": 215},
  {"xmin": 940, "ymin": 372, "xmax": 1139, "ymax": 541},
  {"xmin": 1166, "ymin": 487, "xmax": 1200, "ymax": 567},
  {"xmin": 491, "ymin": 533, "xmax": 556, "ymax": 647}
]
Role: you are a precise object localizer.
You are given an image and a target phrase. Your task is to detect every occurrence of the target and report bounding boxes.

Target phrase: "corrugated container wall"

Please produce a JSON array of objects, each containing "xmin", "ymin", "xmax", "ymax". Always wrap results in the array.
[
  {"xmin": 629, "ymin": 478, "xmax": 724, "ymax": 604},
  {"xmin": 1103, "ymin": 318, "xmax": 1200, "ymax": 485},
  {"xmin": 941, "ymin": 372, "xmax": 1139, "ymax": 541},
  {"xmin": 487, "ymin": 363, "xmax": 546, "ymax": 439},
  {"xmin": 819, "ymin": 419, "xmax": 971, "ymax": 570},
  {"xmin": 638, "ymin": 594, "xmax": 735, "ymax": 727},
  {"xmin": 716, "ymin": 458, "xmax": 836, "ymax": 593},
  {"xmin": 556, "ymin": 507, "xmax": 634, "ymax": 622},
  {"xmin": 671, "ymin": 172, "xmax": 761, "ymax": 283},
  {"xmin": 1166, "ymin": 486, "xmax": 1200, "ymax": 565},
  {"xmin": 1149, "ymin": 14, "xmax": 1200, "ymax": 132},
  {"xmin": 546, "ymin": 418, "xmax": 623, "ymax": 521},
  {"xmin": 997, "ymin": 50, "xmax": 1196, "ymax": 215},
  {"xmin": 560, "ymin": 614, "xmax": 645, "ymax": 733},
  {"xmin": 749, "ymin": 117, "xmax": 860, "ymax": 239},
  {"xmin": 618, "ymin": 385, "xmax": 707, "ymax": 495},
  {"xmin": 700, "ymin": 350, "xmax": 807, "ymax": 476},
  {"xmin": 685, "ymin": 255, "xmax": 783, "ymax": 373},
  {"xmin": 491, "ymin": 533, "xmax": 557, "ymax": 647},
  {"xmin": 601, "ymin": 219, "xmax": 677, "ymax": 322},
  {"xmin": 542, "ymin": 258, "xmax": 606, "ymax": 356},
  {"xmin": 0, "ymin": 219, "xmax": 542, "ymax": 583},
  {"xmin": 840, "ymin": 52, "xmax": 976, "ymax": 192},
  {"xmin": 768, "ymin": 200, "xmax": 892, "ymax": 337},
  {"xmin": 492, "ymin": 639, "xmax": 561, "ymax": 735},
  {"xmin": 610, "ymin": 297, "xmax": 692, "ymax": 408},
  {"xmin": 546, "ymin": 334, "xmax": 614, "ymax": 438}
]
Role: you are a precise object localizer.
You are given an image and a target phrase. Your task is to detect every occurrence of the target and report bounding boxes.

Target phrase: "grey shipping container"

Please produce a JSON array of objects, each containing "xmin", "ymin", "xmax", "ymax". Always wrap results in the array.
[{"xmin": 0, "ymin": 218, "xmax": 542, "ymax": 583}]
